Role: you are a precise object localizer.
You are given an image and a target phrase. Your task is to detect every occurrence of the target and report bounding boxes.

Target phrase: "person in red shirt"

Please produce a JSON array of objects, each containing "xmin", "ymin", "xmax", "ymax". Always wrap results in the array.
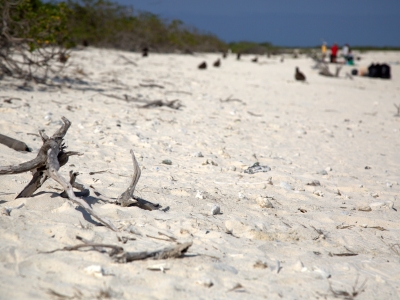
[{"xmin": 330, "ymin": 43, "xmax": 339, "ymax": 63}]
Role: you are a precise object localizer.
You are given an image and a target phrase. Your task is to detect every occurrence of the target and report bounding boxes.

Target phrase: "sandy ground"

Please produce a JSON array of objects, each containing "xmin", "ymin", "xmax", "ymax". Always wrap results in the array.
[{"xmin": 0, "ymin": 48, "xmax": 400, "ymax": 299}]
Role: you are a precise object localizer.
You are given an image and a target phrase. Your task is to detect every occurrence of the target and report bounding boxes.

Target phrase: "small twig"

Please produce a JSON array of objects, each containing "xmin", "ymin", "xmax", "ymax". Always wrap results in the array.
[
  {"xmin": 394, "ymin": 103, "xmax": 400, "ymax": 117},
  {"xmin": 146, "ymin": 234, "xmax": 171, "ymax": 242},
  {"xmin": 165, "ymin": 90, "xmax": 192, "ymax": 95},
  {"xmin": 247, "ymin": 111, "xmax": 263, "ymax": 117},
  {"xmin": 89, "ymin": 170, "xmax": 108, "ymax": 175},
  {"xmin": 118, "ymin": 55, "xmax": 138, "ymax": 66},
  {"xmin": 139, "ymin": 83, "xmax": 164, "ymax": 89},
  {"xmin": 158, "ymin": 231, "xmax": 178, "ymax": 242},
  {"xmin": 219, "ymin": 95, "xmax": 245, "ymax": 104},
  {"xmin": 140, "ymin": 99, "xmax": 183, "ymax": 110}
]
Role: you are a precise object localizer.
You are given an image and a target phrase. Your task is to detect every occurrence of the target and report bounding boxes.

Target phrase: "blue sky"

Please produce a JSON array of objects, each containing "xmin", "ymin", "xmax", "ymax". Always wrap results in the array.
[{"xmin": 116, "ymin": 0, "xmax": 400, "ymax": 47}]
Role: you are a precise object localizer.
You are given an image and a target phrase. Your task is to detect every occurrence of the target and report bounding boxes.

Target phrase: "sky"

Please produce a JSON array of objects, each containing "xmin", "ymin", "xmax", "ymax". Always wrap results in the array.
[{"xmin": 116, "ymin": 0, "xmax": 400, "ymax": 47}]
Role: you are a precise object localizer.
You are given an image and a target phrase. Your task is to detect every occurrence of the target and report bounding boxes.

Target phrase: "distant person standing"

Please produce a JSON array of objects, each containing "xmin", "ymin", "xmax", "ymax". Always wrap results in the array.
[
  {"xmin": 346, "ymin": 49, "xmax": 354, "ymax": 65},
  {"xmin": 330, "ymin": 43, "xmax": 338, "ymax": 63},
  {"xmin": 321, "ymin": 42, "xmax": 327, "ymax": 61},
  {"xmin": 342, "ymin": 44, "xmax": 349, "ymax": 59}
]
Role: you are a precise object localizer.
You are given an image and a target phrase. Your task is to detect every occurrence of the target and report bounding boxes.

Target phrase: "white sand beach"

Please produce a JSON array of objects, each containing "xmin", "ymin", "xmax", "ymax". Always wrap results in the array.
[{"xmin": 1, "ymin": 48, "xmax": 400, "ymax": 299}]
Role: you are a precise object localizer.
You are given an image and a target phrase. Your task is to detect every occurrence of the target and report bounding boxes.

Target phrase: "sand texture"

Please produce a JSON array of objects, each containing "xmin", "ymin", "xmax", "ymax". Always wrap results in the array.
[{"xmin": 1, "ymin": 49, "xmax": 400, "ymax": 299}]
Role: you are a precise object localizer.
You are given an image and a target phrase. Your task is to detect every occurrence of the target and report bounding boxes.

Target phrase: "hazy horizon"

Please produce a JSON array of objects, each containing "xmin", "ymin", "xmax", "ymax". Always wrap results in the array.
[{"xmin": 116, "ymin": 0, "xmax": 400, "ymax": 47}]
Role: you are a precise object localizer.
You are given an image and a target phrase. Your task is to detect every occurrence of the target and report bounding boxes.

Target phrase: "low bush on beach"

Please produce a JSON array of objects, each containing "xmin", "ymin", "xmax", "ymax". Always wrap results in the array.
[
  {"xmin": 0, "ymin": 0, "xmax": 72, "ymax": 81},
  {"xmin": 64, "ymin": 0, "xmax": 227, "ymax": 52},
  {"xmin": 229, "ymin": 41, "xmax": 279, "ymax": 55}
]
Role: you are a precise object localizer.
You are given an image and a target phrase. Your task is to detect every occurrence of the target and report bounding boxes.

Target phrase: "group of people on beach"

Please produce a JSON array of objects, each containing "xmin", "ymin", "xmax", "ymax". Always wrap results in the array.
[{"xmin": 321, "ymin": 42, "xmax": 354, "ymax": 65}]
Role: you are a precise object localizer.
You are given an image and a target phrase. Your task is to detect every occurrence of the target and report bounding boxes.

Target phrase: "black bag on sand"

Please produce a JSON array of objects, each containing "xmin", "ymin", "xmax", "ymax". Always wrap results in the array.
[
  {"xmin": 381, "ymin": 63, "xmax": 391, "ymax": 79},
  {"xmin": 368, "ymin": 63, "xmax": 381, "ymax": 78}
]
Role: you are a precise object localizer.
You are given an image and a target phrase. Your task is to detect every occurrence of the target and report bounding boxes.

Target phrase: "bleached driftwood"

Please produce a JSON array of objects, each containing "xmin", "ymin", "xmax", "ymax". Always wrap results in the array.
[
  {"xmin": 42, "ymin": 235, "xmax": 193, "ymax": 263},
  {"xmin": 0, "ymin": 117, "xmax": 158, "ymax": 231},
  {"xmin": 319, "ymin": 64, "xmax": 342, "ymax": 77}
]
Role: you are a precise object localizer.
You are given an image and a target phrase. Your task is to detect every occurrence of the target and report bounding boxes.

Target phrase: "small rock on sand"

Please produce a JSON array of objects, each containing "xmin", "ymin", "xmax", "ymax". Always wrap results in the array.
[
  {"xmin": 211, "ymin": 205, "xmax": 220, "ymax": 215},
  {"xmin": 256, "ymin": 196, "xmax": 273, "ymax": 208}
]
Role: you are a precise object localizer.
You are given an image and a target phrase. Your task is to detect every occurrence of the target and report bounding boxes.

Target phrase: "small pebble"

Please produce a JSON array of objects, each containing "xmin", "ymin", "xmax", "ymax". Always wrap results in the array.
[
  {"xmin": 162, "ymin": 159, "xmax": 172, "ymax": 165},
  {"xmin": 306, "ymin": 180, "xmax": 320, "ymax": 186},
  {"xmin": 195, "ymin": 190, "xmax": 204, "ymax": 199},
  {"xmin": 313, "ymin": 190, "xmax": 324, "ymax": 197},
  {"xmin": 238, "ymin": 192, "xmax": 247, "ymax": 200},
  {"xmin": 296, "ymin": 129, "xmax": 307, "ymax": 135},
  {"xmin": 84, "ymin": 265, "xmax": 104, "ymax": 277},
  {"xmin": 253, "ymin": 260, "xmax": 268, "ymax": 269},
  {"xmin": 292, "ymin": 260, "xmax": 306, "ymax": 272},
  {"xmin": 313, "ymin": 267, "xmax": 331, "ymax": 279},
  {"xmin": 325, "ymin": 167, "xmax": 332, "ymax": 171},
  {"xmin": 196, "ymin": 278, "xmax": 213, "ymax": 288},
  {"xmin": 192, "ymin": 152, "xmax": 204, "ymax": 157},
  {"xmin": 256, "ymin": 196, "xmax": 273, "ymax": 208},
  {"xmin": 358, "ymin": 206, "xmax": 372, "ymax": 212},
  {"xmin": 317, "ymin": 170, "xmax": 328, "ymax": 175},
  {"xmin": 280, "ymin": 182, "xmax": 293, "ymax": 190},
  {"xmin": 211, "ymin": 205, "xmax": 220, "ymax": 215}
]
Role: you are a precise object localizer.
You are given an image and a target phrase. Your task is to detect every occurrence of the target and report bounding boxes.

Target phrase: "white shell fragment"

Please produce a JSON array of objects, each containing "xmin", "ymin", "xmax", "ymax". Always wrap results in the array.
[
  {"xmin": 369, "ymin": 201, "xmax": 394, "ymax": 210},
  {"xmin": 147, "ymin": 263, "xmax": 169, "ymax": 272},
  {"xmin": 256, "ymin": 196, "xmax": 274, "ymax": 208},
  {"xmin": 313, "ymin": 190, "xmax": 324, "ymax": 197},
  {"xmin": 357, "ymin": 206, "xmax": 372, "ymax": 212},
  {"xmin": 316, "ymin": 170, "xmax": 328, "ymax": 175},
  {"xmin": 313, "ymin": 267, "xmax": 331, "ymax": 279},
  {"xmin": 292, "ymin": 260, "xmax": 308, "ymax": 272},
  {"xmin": 306, "ymin": 180, "xmax": 320, "ymax": 186},
  {"xmin": 84, "ymin": 265, "xmax": 104, "ymax": 277},
  {"xmin": 195, "ymin": 190, "xmax": 204, "ymax": 199},
  {"xmin": 192, "ymin": 151, "xmax": 204, "ymax": 157},
  {"xmin": 196, "ymin": 278, "xmax": 213, "ymax": 288},
  {"xmin": 1, "ymin": 203, "xmax": 24, "ymax": 216},
  {"xmin": 211, "ymin": 205, "xmax": 221, "ymax": 215}
]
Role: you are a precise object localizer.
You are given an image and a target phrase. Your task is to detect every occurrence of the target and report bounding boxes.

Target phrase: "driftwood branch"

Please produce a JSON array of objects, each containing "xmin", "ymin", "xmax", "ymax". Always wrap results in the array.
[
  {"xmin": 118, "ymin": 55, "xmax": 138, "ymax": 66},
  {"xmin": 319, "ymin": 64, "xmax": 342, "ymax": 77},
  {"xmin": 0, "ymin": 118, "xmax": 114, "ymax": 229},
  {"xmin": 0, "ymin": 134, "xmax": 31, "ymax": 152},
  {"xmin": 117, "ymin": 150, "xmax": 141, "ymax": 207},
  {"xmin": 41, "ymin": 236, "xmax": 193, "ymax": 263},
  {"xmin": 140, "ymin": 99, "xmax": 183, "ymax": 110},
  {"xmin": 139, "ymin": 83, "xmax": 164, "ymax": 89},
  {"xmin": 0, "ymin": 116, "xmax": 163, "ymax": 230},
  {"xmin": 60, "ymin": 171, "xmax": 89, "ymax": 198},
  {"xmin": 219, "ymin": 95, "xmax": 245, "ymax": 104}
]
